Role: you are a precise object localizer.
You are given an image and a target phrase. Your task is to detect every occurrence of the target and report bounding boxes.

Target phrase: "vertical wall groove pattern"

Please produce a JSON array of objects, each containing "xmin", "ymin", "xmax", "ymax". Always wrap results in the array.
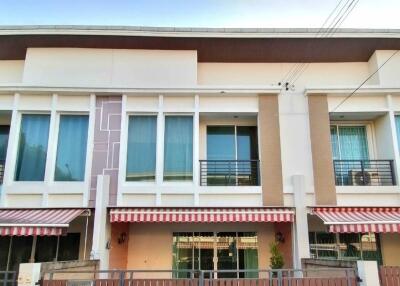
[{"xmin": 90, "ymin": 96, "xmax": 122, "ymax": 207}]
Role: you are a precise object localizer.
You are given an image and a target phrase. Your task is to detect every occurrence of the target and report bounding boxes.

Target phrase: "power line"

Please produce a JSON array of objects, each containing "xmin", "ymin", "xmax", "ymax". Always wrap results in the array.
[
  {"xmin": 290, "ymin": 0, "xmax": 359, "ymax": 86},
  {"xmin": 332, "ymin": 50, "xmax": 400, "ymax": 112}
]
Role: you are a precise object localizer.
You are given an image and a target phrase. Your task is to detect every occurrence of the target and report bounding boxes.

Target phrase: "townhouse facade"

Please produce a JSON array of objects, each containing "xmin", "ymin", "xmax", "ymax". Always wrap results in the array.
[{"xmin": 0, "ymin": 26, "xmax": 400, "ymax": 276}]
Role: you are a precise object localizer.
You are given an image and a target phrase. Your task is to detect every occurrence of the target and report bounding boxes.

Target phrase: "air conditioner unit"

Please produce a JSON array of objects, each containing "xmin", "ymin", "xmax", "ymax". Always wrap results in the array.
[{"xmin": 348, "ymin": 170, "xmax": 380, "ymax": 186}]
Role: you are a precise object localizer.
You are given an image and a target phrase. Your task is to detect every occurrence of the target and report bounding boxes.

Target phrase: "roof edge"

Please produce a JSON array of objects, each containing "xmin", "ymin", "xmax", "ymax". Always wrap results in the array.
[{"xmin": 0, "ymin": 25, "xmax": 400, "ymax": 38}]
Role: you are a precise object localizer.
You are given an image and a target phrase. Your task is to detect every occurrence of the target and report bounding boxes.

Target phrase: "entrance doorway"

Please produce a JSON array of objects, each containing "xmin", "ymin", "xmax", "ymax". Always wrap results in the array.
[{"xmin": 173, "ymin": 232, "xmax": 258, "ymax": 278}]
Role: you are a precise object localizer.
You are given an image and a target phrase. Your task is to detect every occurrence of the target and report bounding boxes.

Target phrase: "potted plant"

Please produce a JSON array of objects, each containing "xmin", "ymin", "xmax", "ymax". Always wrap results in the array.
[{"xmin": 269, "ymin": 242, "xmax": 284, "ymax": 278}]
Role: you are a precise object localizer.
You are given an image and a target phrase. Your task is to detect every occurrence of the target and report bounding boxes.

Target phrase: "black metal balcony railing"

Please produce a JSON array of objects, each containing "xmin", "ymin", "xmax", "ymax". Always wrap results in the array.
[
  {"xmin": 333, "ymin": 160, "xmax": 396, "ymax": 186},
  {"xmin": 0, "ymin": 160, "xmax": 4, "ymax": 185},
  {"xmin": 199, "ymin": 160, "xmax": 260, "ymax": 186}
]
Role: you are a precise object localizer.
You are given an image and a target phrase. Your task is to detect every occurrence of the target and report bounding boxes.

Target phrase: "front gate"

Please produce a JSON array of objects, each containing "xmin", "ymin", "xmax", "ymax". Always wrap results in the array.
[
  {"xmin": 0, "ymin": 271, "xmax": 16, "ymax": 286},
  {"xmin": 380, "ymin": 266, "xmax": 400, "ymax": 286},
  {"xmin": 40, "ymin": 268, "xmax": 359, "ymax": 286}
]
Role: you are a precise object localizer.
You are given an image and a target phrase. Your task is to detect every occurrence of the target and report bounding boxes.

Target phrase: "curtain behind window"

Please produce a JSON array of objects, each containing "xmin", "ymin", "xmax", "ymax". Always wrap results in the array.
[
  {"xmin": 338, "ymin": 126, "xmax": 369, "ymax": 159},
  {"xmin": 164, "ymin": 116, "xmax": 193, "ymax": 181},
  {"xmin": 15, "ymin": 114, "xmax": 50, "ymax": 181},
  {"xmin": 395, "ymin": 116, "xmax": 400, "ymax": 151},
  {"xmin": 55, "ymin": 115, "xmax": 89, "ymax": 181},
  {"xmin": 126, "ymin": 116, "xmax": 157, "ymax": 181}
]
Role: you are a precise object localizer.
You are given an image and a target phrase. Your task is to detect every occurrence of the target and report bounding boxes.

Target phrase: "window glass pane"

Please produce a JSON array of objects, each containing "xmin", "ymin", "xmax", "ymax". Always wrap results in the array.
[
  {"xmin": 338, "ymin": 126, "xmax": 369, "ymax": 160},
  {"xmin": 207, "ymin": 126, "xmax": 235, "ymax": 160},
  {"xmin": 238, "ymin": 232, "xmax": 258, "ymax": 278},
  {"xmin": 396, "ymin": 116, "xmax": 400, "ymax": 150},
  {"xmin": 360, "ymin": 233, "xmax": 382, "ymax": 263},
  {"xmin": 9, "ymin": 237, "xmax": 32, "ymax": 272},
  {"xmin": 0, "ymin": 126, "xmax": 9, "ymax": 161},
  {"xmin": 15, "ymin": 114, "xmax": 50, "ymax": 181},
  {"xmin": 194, "ymin": 232, "xmax": 214, "ymax": 277},
  {"xmin": 330, "ymin": 126, "xmax": 340, "ymax": 160},
  {"xmin": 339, "ymin": 233, "xmax": 361, "ymax": 260},
  {"xmin": 217, "ymin": 232, "xmax": 237, "ymax": 278},
  {"xmin": 237, "ymin": 126, "xmax": 258, "ymax": 160},
  {"xmin": 126, "ymin": 116, "xmax": 157, "ymax": 181},
  {"xmin": 35, "ymin": 236, "xmax": 57, "ymax": 262},
  {"xmin": 0, "ymin": 237, "xmax": 10, "ymax": 271},
  {"xmin": 58, "ymin": 233, "xmax": 80, "ymax": 261},
  {"xmin": 55, "ymin": 115, "xmax": 89, "ymax": 181},
  {"xmin": 315, "ymin": 232, "xmax": 337, "ymax": 259},
  {"xmin": 164, "ymin": 116, "xmax": 193, "ymax": 181},
  {"xmin": 173, "ymin": 232, "xmax": 194, "ymax": 278}
]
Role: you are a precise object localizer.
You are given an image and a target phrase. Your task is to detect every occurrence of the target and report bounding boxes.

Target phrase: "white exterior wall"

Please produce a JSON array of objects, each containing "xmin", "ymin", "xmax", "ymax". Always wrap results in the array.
[
  {"xmin": 22, "ymin": 48, "xmax": 198, "ymax": 87},
  {"xmin": 0, "ymin": 48, "xmax": 399, "ymax": 209}
]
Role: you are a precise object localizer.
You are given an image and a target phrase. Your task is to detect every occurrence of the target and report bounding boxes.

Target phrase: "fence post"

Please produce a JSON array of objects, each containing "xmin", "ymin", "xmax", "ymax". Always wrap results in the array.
[
  {"xmin": 357, "ymin": 260, "xmax": 380, "ymax": 286},
  {"xmin": 199, "ymin": 271, "xmax": 204, "ymax": 286},
  {"xmin": 118, "ymin": 271, "xmax": 124, "ymax": 286}
]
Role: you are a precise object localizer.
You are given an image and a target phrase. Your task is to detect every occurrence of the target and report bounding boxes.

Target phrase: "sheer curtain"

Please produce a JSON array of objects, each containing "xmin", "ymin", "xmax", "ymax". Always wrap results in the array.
[
  {"xmin": 54, "ymin": 115, "xmax": 89, "ymax": 181},
  {"xmin": 164, "ymin": 116, "xmax": 193, "ymax": 181},
  {"xmin": 126, "ymin": 116, "xmax": 157, "ymax": 181},
  {"xmin": 338, "ymin": 126, "xmax": 369, "ymax": 159},
  {"xmin": 395, "ymin": 116, "xmax": 400, "ymax": 151},
  {"xmin": 15, "ymin": 114, "xmax": 50, "ymax": 181}
]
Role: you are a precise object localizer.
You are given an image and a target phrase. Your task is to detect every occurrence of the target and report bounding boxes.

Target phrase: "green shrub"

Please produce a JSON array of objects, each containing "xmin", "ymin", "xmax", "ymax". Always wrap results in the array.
[{"xmin": 269, "ymin": 241, "xmax": 284, "ymax": 269}]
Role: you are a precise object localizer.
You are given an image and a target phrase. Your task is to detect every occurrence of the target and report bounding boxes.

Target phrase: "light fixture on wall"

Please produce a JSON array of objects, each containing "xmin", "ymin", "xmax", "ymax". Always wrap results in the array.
[
  {"xmin": 275, "ymin": 231, "xmax": 285, "ymax": 243},
  {"xmin": 118, "ymin": 232, "xmax": 127, "ymax": 244}
]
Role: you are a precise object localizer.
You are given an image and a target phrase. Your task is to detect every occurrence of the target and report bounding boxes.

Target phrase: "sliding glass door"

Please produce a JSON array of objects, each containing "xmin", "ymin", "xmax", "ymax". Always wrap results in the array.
[
  {"xmin": 173, "ymin": 232, "xmax": 258, "ymax": 278},
  {"xmin": 206, "ymin": 126, "xmax": 258, "ymax": 186}
]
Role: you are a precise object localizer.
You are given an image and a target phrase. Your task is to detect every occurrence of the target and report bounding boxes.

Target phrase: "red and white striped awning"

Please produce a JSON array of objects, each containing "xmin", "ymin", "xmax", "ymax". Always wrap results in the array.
[
  {"xmin": 110, "ymin": 207, "xmax": 294, "ymax": 223},
  {"xmin": 0, "ymin": 208, "xmax": 87, "ymax": 236},
  {"xmin": 311, "ymin": 207, "xmax": 400, "ymax": 233}
]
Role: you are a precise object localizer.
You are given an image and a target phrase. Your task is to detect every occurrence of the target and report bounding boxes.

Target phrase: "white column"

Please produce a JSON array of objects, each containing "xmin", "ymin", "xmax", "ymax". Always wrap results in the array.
[
  {"xmin": 90, "ymin": 175, "xmax": 110, "ymax": 270},
  {"xmin": 292, "ymin": 175, "xmax": 310, "ymax": 268},
  {"xmin": 193, "ymin": 95, "xmax": 200, "ymax": 205},
  {"xmin": 357, "ymin": 260, "xmax": 380, "ymax": 286},
  {"xmin": 155, "ymin": 95, "xmax": 164, "ymax": 206},
  {"xmin": 1, "ymin": 93, "xmax": 20, "ymax": 207}
]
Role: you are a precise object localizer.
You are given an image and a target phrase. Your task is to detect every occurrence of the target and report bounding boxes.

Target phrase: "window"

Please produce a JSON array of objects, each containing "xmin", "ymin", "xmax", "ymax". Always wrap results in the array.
[
  {"xmin": 0, "ymin": 126, "xmax": 9, "ymax": 162},
  {"xmin": 173, "ymin": 232, "xmax": 258, "ymax": 278},
  {"xmin": 0, "ymin": 233, "xmax": 80, "ymax": 271},
  {"xmin": 126, "ymin": 116, "xmax": 157, "ymax": 181},
  {"xmin": 55, "ymin": 115, "xmax": 89, "ymax": 181},
  {"xmin": 164, "ymin": 116, "xmax": 193, "ymax": 181},
  {"xmin": 395, "ymin": 116, "xmax": 400, "ymax": 150},
  {"xmin": 309, "ymin": 232, "xmax": 382, "ymax": 263},
  {"xmin": 205, "ymin": 126, "xmax": 259, "ymax": 186},
  {"xmin": 15, "ymin": 114, "xmax": 50, "ymax": 181},
  {"xmin": 330, "ymin": 125, "xmax": 369, "ymax": 160}
]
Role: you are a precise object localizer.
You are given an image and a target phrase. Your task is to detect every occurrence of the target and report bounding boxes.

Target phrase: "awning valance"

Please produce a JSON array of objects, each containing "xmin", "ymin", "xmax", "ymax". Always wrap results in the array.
[
  {"xmin": 0, "ymin": 208, "xmax": 87, "ymax": 236},
  {"xmin": 311, "ymin": 207, "xmax": 400, "ymax": 233},
  {"xmin": 110, "ymin": 207, "xmax": 294, "ymax": 223}
]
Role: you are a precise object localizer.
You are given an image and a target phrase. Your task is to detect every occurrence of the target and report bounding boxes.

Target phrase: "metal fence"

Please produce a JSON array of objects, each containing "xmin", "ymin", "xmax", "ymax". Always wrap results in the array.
[
  {"xmin": 333, "ymin": 159, "xmax": 396, "ymax": 186},
  {"xmin": 199, "ymin": 160, "xmax": 260, "ymax": 186},
  {"xmin": 40, "ymin": 268, "xmax": 359, "ymax": 286},
  {"xmin": 0, "ymin": 271, "xmax": 16, "ymax": 286}
]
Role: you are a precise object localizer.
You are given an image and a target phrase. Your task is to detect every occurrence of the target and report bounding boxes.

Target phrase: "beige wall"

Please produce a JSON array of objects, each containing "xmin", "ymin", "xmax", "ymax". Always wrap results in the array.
[
  {"xmin": 258, "ymin": 94, "xmax": 284, "ymax": 206},
  {"xmin": 22, "ymin": 48, "xmax": 197, "ymax": 87},
  {"xmin": 0, "ymin": 60, "xmax": 24, "ymax": 83},
  {"xmin": 308, "ymin": 94, "xmax": 337, "ymax": 205},
  {"xmin": 380, "ymin": 233, "xmax": 400, "ymax": 266},
  {"xmin": 125, "ymin": 223, "xmax": 285, "ymax": 274}
]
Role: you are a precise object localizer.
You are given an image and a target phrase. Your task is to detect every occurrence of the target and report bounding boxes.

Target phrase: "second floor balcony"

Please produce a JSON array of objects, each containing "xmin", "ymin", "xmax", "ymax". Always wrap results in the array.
[
  {"xmin": 333, "ymin": 159, "xmax": 396, "ymax": 186},
  {"xmin": 199, "ymin": 159, "xmax": 260, "ymax": 186}
]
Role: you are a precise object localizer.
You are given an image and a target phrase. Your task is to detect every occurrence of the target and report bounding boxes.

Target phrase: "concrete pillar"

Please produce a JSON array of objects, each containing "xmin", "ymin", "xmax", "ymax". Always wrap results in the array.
[
  {"xmin": 307, "ymin": 94, "xmax": 337, "ymax": 205},
  {"xmin": 292, "ymin": 175, "xmax": 310, "ymax": 268},
  {"xmin": 90, "ymin": 175, "xmax": 110, "ymax": 270},
  {"xmin": 357, "ymin": 261, "xmax": 380, "ymax": 286},
  {"xmin": 258, "ymin": 94, "xmax": 284, "ymax": 206}
]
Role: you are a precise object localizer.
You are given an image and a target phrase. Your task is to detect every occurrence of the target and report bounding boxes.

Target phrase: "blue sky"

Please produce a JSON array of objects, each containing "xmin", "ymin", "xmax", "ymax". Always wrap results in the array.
[{"xmin": 0, "ymin": 0, "xmax": 399, "ymax": 28}]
